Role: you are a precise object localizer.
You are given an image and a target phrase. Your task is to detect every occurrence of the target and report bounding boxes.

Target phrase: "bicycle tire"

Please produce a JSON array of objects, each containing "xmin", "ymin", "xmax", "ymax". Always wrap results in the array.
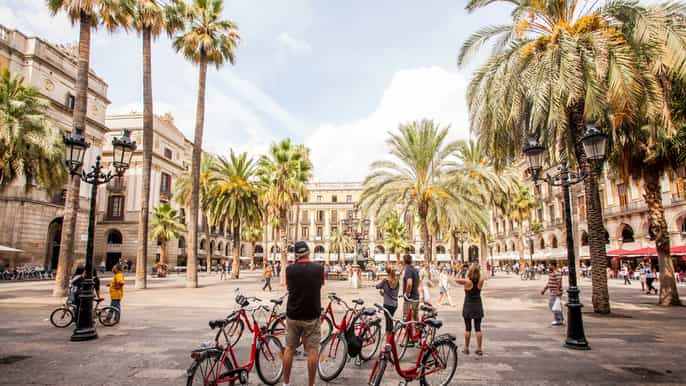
[
  {"xmin": 98, "ymin": 307, "xmax": 120, "ymax": 326},
  {"xmin": 368, "ymin": 356, "xmax": 387, "ymax": 386},
  {"xmin": 320, "ymin": 315, "xmax": 333, "ymax": 344},
  {"xmin": 186, "ymin": 349, "xmax": 235, "ymax": 386},
  {"xmin": 357, "ymin": 318, "xmax": 381, "ymax": 361},
  {"xmin": 50, "ymin": 307, "xmax": 74, "ymax": 328},
  {"xmin": 419, "ymin": 340, "xmax": 458, "ymax": 386},
  {"xmin": 268, "ymin": 314, "xmax": 286, "ymax": 338},
  {"xmin": 255, "ymin": 334, "xmax": 284, "ymax": 385},
  {"xmin": 224, "ymin": 317, "xmax": 244, "ymax": 347},
  {"xmin": 395, "ymin": 324, "xmax": 411, "ymax": 360},
  {"xmin": 317, "ymin": 332, "xmax": 348, "ymax": 382}
]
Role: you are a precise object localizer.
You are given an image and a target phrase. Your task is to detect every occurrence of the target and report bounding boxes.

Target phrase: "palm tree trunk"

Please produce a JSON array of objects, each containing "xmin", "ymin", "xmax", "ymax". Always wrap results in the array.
[
  {"xmin": 250, "ymin": 241, "xmax": 256, "ymax": 270},
  {"xmin": 450, "ymin": 231, "xmax": 457, "ymax": 267},
  {"xmin": 135, "ymin": 27, "xmax": 153, "ymax": 290},
  {"xmin": 53, "ymin": 13, "xmax": 90, "ymax": 297},
  {"xmin": 186, "ymin": 52, "xmax": 208, "ymax": 288},
  {"xmin": 517, "ymin": 221, "xmax": 525, "ymax": 269},
  {"xmin": 419, "ymin": 204, "xmax": 431, "ymax": 265},
  {"xmin": 570, "ymin": 102, "xmax": 611, "ymax": 313},
  {"xmin": 644, "ymin": 172, "xmax": 681, "ymax": 305},
  {"xmin": 279, "ymin": 212, "xmax": 288, "ymax": 285},
  {"xmin": 232, "ymin": 223, "xmax": 241, "ymax": 279}
]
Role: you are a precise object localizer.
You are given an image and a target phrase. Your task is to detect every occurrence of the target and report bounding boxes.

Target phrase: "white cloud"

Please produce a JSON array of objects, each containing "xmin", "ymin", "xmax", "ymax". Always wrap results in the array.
[
  {"xmin": 0, "ymin": 0, "xmax": 75, "ymax": 43},
  {"xmin": 305, "ymin": 66, "xmax": 471, "ymax": 181},
  {"xmin": 277, "ymin": 32, "xmax": 312, "ymax": 54}
]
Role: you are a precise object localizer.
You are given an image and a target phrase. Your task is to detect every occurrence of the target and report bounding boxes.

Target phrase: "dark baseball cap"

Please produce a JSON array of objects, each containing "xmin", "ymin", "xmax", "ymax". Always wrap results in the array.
[{"xmin": 294, "ymin": 241, "xmax": 309, "ymax": 258}]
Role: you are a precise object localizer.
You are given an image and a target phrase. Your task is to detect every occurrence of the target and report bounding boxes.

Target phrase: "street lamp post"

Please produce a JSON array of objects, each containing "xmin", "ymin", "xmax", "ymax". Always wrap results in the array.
[
  {"xmin": 341, "ymin": 204, "xmax": 370, "ymax": 289},
  {"xmin": 526, "ymin": 231, "xmax": 535, "ymax": 266},
  {"xmin": 523, "ymin": 123, "xmax": 607, "ymax": 351},
  {"xmin": 453, "ymin": 229, "xmax": 468, "ymax": 264},
  {"xmin": 63, "ymin": 130, "xmax": 136, "ymax": 342}
]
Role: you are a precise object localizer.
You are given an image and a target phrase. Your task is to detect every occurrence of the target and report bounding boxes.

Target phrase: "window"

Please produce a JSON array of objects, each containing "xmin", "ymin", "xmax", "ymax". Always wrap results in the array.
[
  {"xmin": 179, "ymin": 208, "xmax": 186, "ymax": 224},
  {"xmin": 330, "ymin": 210, "xmax": 338, "ymax": 223},
  {"xmin": 317, "ymin": 210, "xmax": 325, "ymax": 223},
  {"xmin": 621, "ymin": 225, "xmax": 635, "ymax": 243},
  {"xmin": 548, "ymin": 204, "xmax": 555, "ymax": 223},
  {"xmin": 577, "ymin": 195, "xmax": 586, "ymax": 220},
  {"xmin": 581, "ymin": 231, "xmax": 589, "ymax": 246},
  {"xmin": 66, "ymin": 93, "xmax": 75, "ymax": 111},
  {"xmin": 681, "ymin": 219, "xmax": 686, "ymax": 234},
  {"xmin": 331, "ymin": 226, "xmax": 338, "ymax": 234},
  {"xmin": 559, "ymin": 199, "xmax": 565, "ymax": 220},
  {"xmin": 347, "ymin": 210, "xmax": 353, "ymax": 219},
  {"xmin": 617, "ymin": 183, "xmax": 628, "ymax": 208},
  {"xmin": 537, "ymin": 205, "xmax": 544, "ymax": 223},
  {"xmin": 164, "ymin": 147, "xmax": 173, "ymax": 159},
  {"xmin": 316, "ymin": 226, "xmax": 323, "ymax": 238},
  {"xmin": 331, "ymin": 195, "xmax": 338, "ymax": 203},
  {"xmin": 301, "ymin": 226, "xmax": 309, "ymax": 239},
  {"xmin": 346, "ymin": 195, "xmax": 352, "ymax": 202},
  {"xmin": 161, "ymin": 172, "xmax": 172, "ymax": 194},
  {"xmin": 317, "ymin": 195, "xmax": 322, "ymax": 202},
  {"xmin": 107, "ymin": 195, "xmax": 124, "ymax": 220},
  {"xmin": 540, "ymin": 238, "xmax": 545, "ymax": 250},
  {"xmin": 301, "ymin": 210, "xmax": 308, "ymax": 223},
  {"xmin": 551, "ymin": 236, "xmax": 558, "ymax": 249},
  {"xmin": 200, "ymin": 239, "xmax": 206, "ymax": 250}
]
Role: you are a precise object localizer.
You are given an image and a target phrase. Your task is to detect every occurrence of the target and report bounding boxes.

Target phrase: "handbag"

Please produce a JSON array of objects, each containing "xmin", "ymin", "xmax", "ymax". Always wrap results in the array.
[{"xmin": 551, "ymin": 296, "xmax": 562, "ymax": 312}]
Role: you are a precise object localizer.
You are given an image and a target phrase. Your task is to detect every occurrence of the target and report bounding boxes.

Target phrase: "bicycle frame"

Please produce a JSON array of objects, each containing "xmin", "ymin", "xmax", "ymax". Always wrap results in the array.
[
  {"xmin": 372, "ymin": 326, "xmax": 447, "ymax": 382},
  {"xmin": 321, "ymin": 297, "xmax": 361, "ymax": 333}
]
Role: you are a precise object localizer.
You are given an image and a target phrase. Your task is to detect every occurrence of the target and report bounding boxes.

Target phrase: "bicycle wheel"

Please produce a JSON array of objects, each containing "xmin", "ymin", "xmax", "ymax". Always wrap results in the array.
[
  {"xmin": 255, "ymin": 335, "xmax": 284, "ymax": 385},
  {"xmin": 186, "ymin": 350, "xmax": 235, "ymax": 386},
  {"xmin": 223, "ymin": 317, "xmax": 244, "ymax": 347},
  {"xmin": 394, "ymin": 324, "xmax": 411, "ymax": 360},
  {"xmin": 320, "ymin": 315, "xmax": 333, "ymax": 344},
  {"xmin": 368, "ymin": 356, "xmax": 387, "ymax": 386},
  {"xmin": 98, "ymin": 307, "xmax": 120, "ymax": 326},
  {"xmin": 50, "ymin": 307, "xmax": 74, "ymax": 328},
  {"xmin": 317, "ymin": 332, "xmax": 348, "ymax": 382},
  {"xmin": 419, "ymin": 340, "xmax": 458, "ymax": 386},
  {"xmin": 358, "ymin": 319, "xmax": 381, "ymax": 361},
  {"xmin": 268, "ymin": 314, "xmax": 286, "ymax": 338}
]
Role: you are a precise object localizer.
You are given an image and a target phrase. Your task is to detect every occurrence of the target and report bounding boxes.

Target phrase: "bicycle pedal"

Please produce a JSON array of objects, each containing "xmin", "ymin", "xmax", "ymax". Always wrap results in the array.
[{"xmin": 354, "ymin": 357, "xmax": 362, "ymax": 366}]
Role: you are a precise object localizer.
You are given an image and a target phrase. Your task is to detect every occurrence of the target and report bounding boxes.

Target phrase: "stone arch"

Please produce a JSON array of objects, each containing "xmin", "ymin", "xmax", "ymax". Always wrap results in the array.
[
  {"xmin": 270, "ymin": 245, "xmax": 281, "ymax": 253},
  {"xmin": 496, "ymin": 243, "xmax": 501, "ymax": 253},
  {"xmin": 374, "ymin": 245, "xmax": 385, "ymax": 254},
  {"xmin": 217, "ymin": 241, "xmax": 223, "ymax": 254},
  {"xmin": 551, "ymin": 235, "xmax": 559, "ymax": 249},
  {"xmin": 540, "ymin": 237, "xmax": 546, "ymax": 250},
  {"xmin": 199, "ymin": 239, "xmax": 206, "ymax": 251},
  {"xmin": 105, "ymin": 229, "xmax": 123, "ymax": 270},
  {"xmin": 581, "ymin": 230, "xmax": 589, "ymax": 246},
  {"xmin": 620, "ymin": 223, "xmax": 635, "ymax": 243},
  {"xmin": 209, "ymin": 240, "xmax": 215, "ymax": 254},
  {"xmin": 314, "ymin": 245, "xmax": 325, "ymax": 253},
  {"xmin": 287, "ymin": 244, "xmax": 294, "ymax": 253},
  {"xmin": 255, "ymin": 245, "xmax": 264, "ymax": 254},
  {"xmin": 405, "ymin": 245, "xmax": 416, "ymax": 254},
  {"xmin": 45, "ymin": 217, "xmax": 63, "ymax": 271},
  {"xmin": 436, "ymin": 245, "xmax": 446, "ymax": 254}
]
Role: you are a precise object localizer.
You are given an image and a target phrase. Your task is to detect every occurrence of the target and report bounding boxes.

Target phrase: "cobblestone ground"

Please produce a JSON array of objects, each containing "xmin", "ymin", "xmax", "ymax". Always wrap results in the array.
[{"xmin": 1, "ymin": 270, "xmax": 685, "ymax": 386}]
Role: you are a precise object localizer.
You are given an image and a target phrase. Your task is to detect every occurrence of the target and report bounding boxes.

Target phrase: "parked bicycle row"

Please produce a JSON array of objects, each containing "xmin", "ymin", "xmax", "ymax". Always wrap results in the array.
[{"xmin": 0, "ymin": 266, "xmax": 54, "ymax": 281}]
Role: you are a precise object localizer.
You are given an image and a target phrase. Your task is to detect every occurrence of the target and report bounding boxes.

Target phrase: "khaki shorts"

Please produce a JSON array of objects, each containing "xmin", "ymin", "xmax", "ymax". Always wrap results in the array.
[
  {"xmin": 402, "ymin": 299, "xmax": 419, "ymax": 321},
  {"xmin": 285, "ymin": 318, "xmax": 320, "ymax": 350}
]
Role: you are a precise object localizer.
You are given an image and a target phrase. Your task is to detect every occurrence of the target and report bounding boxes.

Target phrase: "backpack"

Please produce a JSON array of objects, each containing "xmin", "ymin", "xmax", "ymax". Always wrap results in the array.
[{"xmin": 344, "ymin": 324, "xmax": 363, "ymax": 358}]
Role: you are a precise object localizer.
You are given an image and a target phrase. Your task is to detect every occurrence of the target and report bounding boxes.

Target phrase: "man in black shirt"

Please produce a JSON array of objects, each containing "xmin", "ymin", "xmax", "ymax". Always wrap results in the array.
[
  {"xmin": 402, "ymin": 254, "xmax": 420, "ymax": 322},
  {"xmin": 283, "ymin": 241, "xmax": 324, "ymax": 386}
]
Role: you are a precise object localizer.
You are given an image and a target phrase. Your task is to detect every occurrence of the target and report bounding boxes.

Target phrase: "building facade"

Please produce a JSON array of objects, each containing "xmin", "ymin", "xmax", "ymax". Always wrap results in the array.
[{"xmin": 0, "ymin": 25, "xmax": 110, "ymax": 269}]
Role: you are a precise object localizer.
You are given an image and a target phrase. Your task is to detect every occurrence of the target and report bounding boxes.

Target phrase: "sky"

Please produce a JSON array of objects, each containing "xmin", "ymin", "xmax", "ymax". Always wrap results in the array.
[{"xmin": 0, "ymin": 0, "xmax": 512, "ymax": 181}]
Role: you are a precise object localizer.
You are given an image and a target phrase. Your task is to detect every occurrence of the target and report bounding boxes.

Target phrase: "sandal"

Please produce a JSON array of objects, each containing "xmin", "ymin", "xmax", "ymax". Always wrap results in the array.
[
  {"xmin": 475, "ymin": 350, "xmax": 483, "ymax": 356},
  {"xmin": 462, "ymin": 348, "xmax": 469, "ymax": 355}
]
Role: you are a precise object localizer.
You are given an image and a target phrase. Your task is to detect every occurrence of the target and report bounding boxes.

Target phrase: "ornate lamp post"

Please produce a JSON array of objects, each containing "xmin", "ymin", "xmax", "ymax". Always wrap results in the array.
[
  {"xmin": 453, "ymin": 229, "xmax": 468, "ymax": 264},
  {"xmin": 523, "ymin": 123, "xmax": 607, "ymax": 351},
  {"xmin": 63, "ymin": 130, "xmax": 136, "ymax": 341},
  {"xmin": 526, "ymin": 231, "xmax": 535, "ymax": 266},
  {"xmin": 341, "ymin": 204, "xmax": 370, "ymax": 289}
]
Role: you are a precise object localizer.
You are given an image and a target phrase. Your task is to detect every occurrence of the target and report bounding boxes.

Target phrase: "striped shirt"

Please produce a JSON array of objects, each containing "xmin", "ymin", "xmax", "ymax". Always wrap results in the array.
[{"xmin": 546, "ymin": 271, "xmax": 563, "ymax": 296}]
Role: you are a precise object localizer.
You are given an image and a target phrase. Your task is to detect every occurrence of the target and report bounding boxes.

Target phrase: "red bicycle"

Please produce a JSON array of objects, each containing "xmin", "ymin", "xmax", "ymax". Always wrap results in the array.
[
  {"xmin": 318, "ymin": 292, "xmax": 382, "ymax": 381},
  {"xmin": 368, "ymin": 303, "xmax": 457, "ymax": 386},
  {"xmin": 186, "ymin": 294, "xmax": 284, "ymax": 386},
  {"xmin": 221, "ymin": 290, "xmax": 287, "ymax": 347},
  {"xmin": 395, "ymin": 296, "xmax": 438, "ymax": 360}
]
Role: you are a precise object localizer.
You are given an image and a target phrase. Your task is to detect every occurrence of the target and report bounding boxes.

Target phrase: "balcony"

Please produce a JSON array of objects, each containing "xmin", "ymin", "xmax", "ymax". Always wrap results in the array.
[
  {"xmin": 107, "ymin": 177, "xmax": 126, "ymax": 192},
  {"xmin": 160, "ymin": 190, "xmax": 173, "ymax": 202},
  {"xmin": 604, "ymin": 201, "xmax": 646, "ymax": 217}
]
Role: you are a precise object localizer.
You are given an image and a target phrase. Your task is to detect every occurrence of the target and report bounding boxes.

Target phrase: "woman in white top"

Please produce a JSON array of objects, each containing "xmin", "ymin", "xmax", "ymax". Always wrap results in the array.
[
  {"xmin": 419, "ymin": 262, "xmax": 432, "ymax": 303},
  {"xmin": 437, "ymin": 266, "xmax": 454, "ymax": 306}
]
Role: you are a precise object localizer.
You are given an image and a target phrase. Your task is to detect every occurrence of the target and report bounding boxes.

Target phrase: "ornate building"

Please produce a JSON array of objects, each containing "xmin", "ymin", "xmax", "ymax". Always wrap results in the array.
[{"xmin": 0, "ymin": 25, "xmax": 110, "ymax": 269}]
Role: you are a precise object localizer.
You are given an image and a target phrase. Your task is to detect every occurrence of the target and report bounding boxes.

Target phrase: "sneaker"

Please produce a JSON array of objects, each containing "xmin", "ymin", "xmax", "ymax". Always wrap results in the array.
[{"xmin": 551, "ymin": 321, "xmax": 562, "ymax": 326}]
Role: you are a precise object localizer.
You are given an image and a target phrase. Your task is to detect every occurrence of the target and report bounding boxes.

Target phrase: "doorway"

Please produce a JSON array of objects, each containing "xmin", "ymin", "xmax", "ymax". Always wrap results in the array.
[{"xmin": 46, "ymin": 218, "xmax": 63, "ymax": 270}]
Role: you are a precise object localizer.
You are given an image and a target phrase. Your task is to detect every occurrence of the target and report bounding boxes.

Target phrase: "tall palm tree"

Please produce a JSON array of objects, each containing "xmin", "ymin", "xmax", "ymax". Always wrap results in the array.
[
  {"xmin": 382, "ymin": 211, "xmax": 408, "ymax": 265},
  {"xmin": 360, "ymin": 119, "xmax": 464, "ymax": 266},
  {"xmin": 507, "ymin": 187, "xmax": 536, "ymax": 269},
  {"xmin": 242, "ymin": 223, "xmax": 264, "ymax": 270},
  {"xmin": 150, "ymin": 203, "xmax": 185, "ymax": 277},
  {"xmin": 207, "ymin": 150, "xmax": 261, "ymax": 279},
  {"xmin": 172, "ymin": 0, "xmax": 240, "ymax": 288},
  {"xmin": 256, "ymin": 139, "xmax": 313, "ymax": 285},
  {"xmin": 459, "ymin": 0, "xmax": 672, "ymax": 313},
  {"xmin": 129, "ymin": 0, "xmax": 182, "ymax": 290},
  {"xmin": 0, "ymin": 70, "xmax": 67, "ymax": 193},
  {"xmin": 47, "ymin": 0, "xmax": 131, "ymax": 297},
  {"xmin": 328, "ymin": 229, "xmax": 353, "ymax": 265}
]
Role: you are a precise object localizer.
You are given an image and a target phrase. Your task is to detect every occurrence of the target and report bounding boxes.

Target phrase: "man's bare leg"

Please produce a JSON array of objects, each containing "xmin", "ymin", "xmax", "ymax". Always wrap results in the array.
[
  {"xmin": 283, "ymin": 346, "xmax": 295, "ymax": 384},
  {"xmin": 306, "ymin": 347, "xmax": 318, "ymax": 386}
]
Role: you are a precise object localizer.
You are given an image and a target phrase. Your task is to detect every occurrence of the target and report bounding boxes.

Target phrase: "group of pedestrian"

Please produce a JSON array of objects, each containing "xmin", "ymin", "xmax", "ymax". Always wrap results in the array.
[{"xmin": 69, "ymin": 263, "xmax": 124, "ymax": 323}]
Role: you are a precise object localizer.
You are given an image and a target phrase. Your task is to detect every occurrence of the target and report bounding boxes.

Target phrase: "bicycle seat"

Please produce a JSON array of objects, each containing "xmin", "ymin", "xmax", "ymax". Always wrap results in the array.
[
  {"xmin": 270, "ymin": 299, "xmax": 283, "ymax": 305},
  {"xmin": 209, "ymin": 319, "xmax": 228, "ymax": 330},
  {"xmin": 424, "ymin": 318, "xmax": 443, "ymax": 329},
  {"xmin": 361, "ymin": 307, "xmax": 376, "ymax": 316},
  {"xmin": 352, "ymin": 298, "xmax": 364, "ymax": 305},
  {"xmin": 420, "ymin": 304, "xmax": 434, "ymax": 313}
]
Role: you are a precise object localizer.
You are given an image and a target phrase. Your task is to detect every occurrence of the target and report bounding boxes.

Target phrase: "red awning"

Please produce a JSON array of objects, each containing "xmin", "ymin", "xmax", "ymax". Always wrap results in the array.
[
  {"xmin": 671, "ymin": 245, "xmax": 686, "ymax": 255},
  {"xmin": 606, "ymin": 249, "xmax": 633, "ymax": 257},
  {"xmin": 625, "ymin": 247, "xmax": 657, "ymax": 257}
]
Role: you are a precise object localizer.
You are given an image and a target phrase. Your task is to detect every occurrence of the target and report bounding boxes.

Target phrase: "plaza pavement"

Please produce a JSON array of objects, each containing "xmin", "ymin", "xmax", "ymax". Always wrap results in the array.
[{"xmin": 0, "ymin": 269, "xmax": 685, "ymax": 386}]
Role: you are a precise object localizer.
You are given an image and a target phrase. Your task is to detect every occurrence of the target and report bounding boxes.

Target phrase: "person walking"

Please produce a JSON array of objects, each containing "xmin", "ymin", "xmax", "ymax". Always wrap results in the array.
[
  {"xmin": 219, "ymin": 261, "xmax": 227, "ymax": 280},
  {"xmin": 419, "ymin": 262, "xmax": 432, "ymax": 303},
  {"xmin": 107, "ymin": 264, "xmax": 125, "ymax": 322},
  {"xmin": 646, "ymin": 265, "xmax": 658, "ymax": 294},
  {"xmin": 437, "ymin": 266, "xmax": 454, "ymax": 306},
  {"xmin": 282, "ymin": 241, "xmax": 324, "ymax": 386},
  {"xmin": 402, "ymin": 254, "xmax": 420, "ymax": 322},
  {"xmin": 541, "ymin": 262, "xmax": 564, "ymax": 326},
  {"xmin": 263, "ymin": 263, "xmax": 273, "ymax": 291},
  {"xmin": 638, "ymin": 263, "xmax": 646, "ymax": 292},
  {"xmin": 622, "ymin": 263, "xmax": 631, "ymax": 285},
  {"xmin": 455, "ymin": 264, "xmax": 485, "ymax": 356},
  {"xmin": 375, "ymin": 268, "xmax": 400, "ymax": 332}
]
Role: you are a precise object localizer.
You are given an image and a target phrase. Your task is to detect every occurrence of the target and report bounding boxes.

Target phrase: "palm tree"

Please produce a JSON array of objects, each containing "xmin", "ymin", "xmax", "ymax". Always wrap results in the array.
[
  {"xmin": 256, "ymin": 139, "xmax": 313, "ymax": 285},
  {"xmin": 361, "ymin": 119, "xmax": 465, "ymax": 266},
  {"xmin": 47, "ymin": 0, "xmax": 131, "ymax": 297},
  {"xmin": 0, "ymin": 70, "xmax": 67, "ymax": 193},
  {"xmin": 129, "ymin": 0, "xmax": 182, "ymax": 290},
  {"xmin": 507, "ymin": 187, "xmax": 536, "ymax": 269},
  {"xmin": 206, "ymin": 150, "xmax": 261, "ymax": 279},
  {"xmin": 328, "ymin": 229, "xmax": 353, "ymax": 265},
  {"xmin": 150, "ymin": 203, "xmax": 185, "ymax": 277},
  {"xmin": 382, "ymin": 211, "xmax": 408, "ymax": 265},
  {"xmin": 458, "ymin": 0, "xmax": 672, "ymax": 313},
  {"xmin": 242, "ymin": 223, "xmax": 264, "ymax": 270},
  {"xmin": 171, "ymin": 0, "xmax": 239, "ymax": 287}
]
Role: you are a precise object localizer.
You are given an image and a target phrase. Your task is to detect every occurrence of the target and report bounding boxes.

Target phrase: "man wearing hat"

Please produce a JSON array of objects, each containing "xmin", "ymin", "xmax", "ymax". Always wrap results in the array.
[{"xmin": 282, "ymin": 241, "xmax": 324, "ymax": 386}]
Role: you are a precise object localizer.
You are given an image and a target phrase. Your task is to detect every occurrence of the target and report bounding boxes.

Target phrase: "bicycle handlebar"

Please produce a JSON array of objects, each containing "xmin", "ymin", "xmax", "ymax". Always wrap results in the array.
[{"xmin": 373, "ymin": 303, "xmax": 424, "ymax": 329}]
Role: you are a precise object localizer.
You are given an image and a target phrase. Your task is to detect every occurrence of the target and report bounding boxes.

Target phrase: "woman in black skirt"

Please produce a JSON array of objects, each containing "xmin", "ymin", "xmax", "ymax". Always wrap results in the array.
[{"xmin": 455, "ymin": 264, "xmax": 486, "ymax": 356}]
